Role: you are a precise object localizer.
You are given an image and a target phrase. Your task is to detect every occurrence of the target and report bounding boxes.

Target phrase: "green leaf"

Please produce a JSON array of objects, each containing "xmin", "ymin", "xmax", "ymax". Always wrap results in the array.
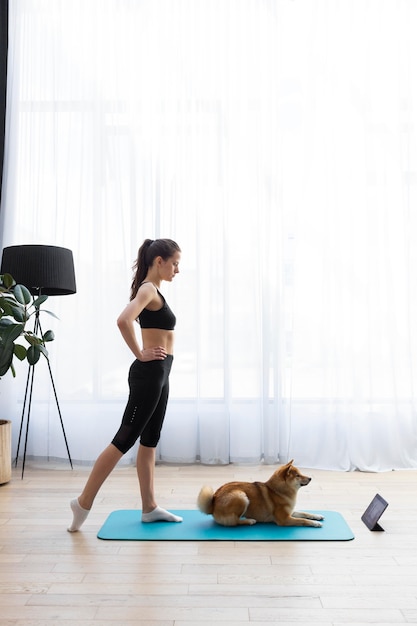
[
  {"xmin": 40, "ymin": 308, "xmax": 59, "ymax": 320},
  {"xmin": 42, "ymin": 330, "xmax": 55, "ymax": 342},
  {"xmin": 0, "ymin": 322, "xmax": 25, "ymax": 345},
  {"xmin": 8, "ymin": 303, "xmax": 27, "ymax": 323},
  {"xmin": 38, "ymin": 344, "xmax": 49, "ymax": 359},
  {"xmin": 23, "ymin": 332, "xmax": 43, "ymax": 347},
  {"xmin": 0, "ymin": 295, "xmax": 27, "ymax": 322},
  {"xmin": 26, "ymin": 344, "xmax": 41, "ymax": 366},
  {"xmin": 13, "ymin": 284, "xmax": 32, "ymax": 306},
  {"xmin": 14, "ymin": 344, "xmax": 27, "ymax": 361},
  {"xmin": 0, "ymin": 273, "xmax": 15, "ymax": 289},
  {"xmin": 0, "ymin": 295, "xmax": 14, "ymax": 316},
  {"xmin": 0, "ymin": 343, "xmax": 14, "ymax": 376},
  {"xmin": 32, "ymin": 294, "xmax": 48, "ymax": 308}
]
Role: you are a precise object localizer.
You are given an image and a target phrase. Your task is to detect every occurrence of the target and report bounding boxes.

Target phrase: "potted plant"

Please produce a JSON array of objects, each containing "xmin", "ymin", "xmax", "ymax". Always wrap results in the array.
[{"xmin": 0, "ymin": 273, "xmax": 56, "ymax": 483}]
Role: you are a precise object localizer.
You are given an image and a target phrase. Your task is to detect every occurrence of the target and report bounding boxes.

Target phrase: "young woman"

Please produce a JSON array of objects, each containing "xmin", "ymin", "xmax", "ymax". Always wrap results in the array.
[{"xmin": 68, "ymin": 238, "xmax": 182, "ymax": 531}]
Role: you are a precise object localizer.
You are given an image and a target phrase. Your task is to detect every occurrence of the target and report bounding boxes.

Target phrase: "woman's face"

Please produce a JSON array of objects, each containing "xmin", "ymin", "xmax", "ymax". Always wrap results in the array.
[{"xmin": 159, "ymin": 251, "xmax": 181, "ymax": 282}]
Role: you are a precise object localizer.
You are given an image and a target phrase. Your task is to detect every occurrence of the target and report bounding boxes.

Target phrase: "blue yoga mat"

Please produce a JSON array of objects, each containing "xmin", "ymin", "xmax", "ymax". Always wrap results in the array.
[{"xmin": 97, "ymin": 509, "xmax": 354, "ymax": 541}]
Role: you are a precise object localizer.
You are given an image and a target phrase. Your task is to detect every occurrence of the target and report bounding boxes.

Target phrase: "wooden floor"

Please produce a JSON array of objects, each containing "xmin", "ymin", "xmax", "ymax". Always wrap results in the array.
[{"xmin": 1, "ymin": 460, "xmax": 417, "ymax": 625}]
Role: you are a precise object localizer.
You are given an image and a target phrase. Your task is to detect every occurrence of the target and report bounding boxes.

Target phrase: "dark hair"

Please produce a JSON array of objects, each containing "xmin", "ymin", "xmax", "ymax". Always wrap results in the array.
[{"xmin": 130, "ymin": 238, "xmax": 181, "ymax": 300}]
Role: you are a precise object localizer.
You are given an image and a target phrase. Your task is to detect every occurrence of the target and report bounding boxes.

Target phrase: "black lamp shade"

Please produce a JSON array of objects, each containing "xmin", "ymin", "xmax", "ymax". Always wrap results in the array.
[{"xmin": 0, "ymin": 245, "xmax": 76, "ymax": 296}]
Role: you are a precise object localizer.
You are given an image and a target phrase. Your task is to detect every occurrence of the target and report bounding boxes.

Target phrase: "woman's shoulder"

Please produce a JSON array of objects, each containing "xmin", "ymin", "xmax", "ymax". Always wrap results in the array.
[
  {"xmin": 139, "ymin": 281, "xmax": 157, "ymax": 294},
  {"xmin": 137, "ymin": 282, "xmax": 163, "ymax": 307}
]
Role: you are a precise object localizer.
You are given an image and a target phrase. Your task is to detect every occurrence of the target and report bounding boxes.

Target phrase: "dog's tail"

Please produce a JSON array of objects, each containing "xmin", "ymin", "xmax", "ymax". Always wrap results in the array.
[{"xmin": 197, "ymin": 485, "xmax": 215, "ymax": 515}]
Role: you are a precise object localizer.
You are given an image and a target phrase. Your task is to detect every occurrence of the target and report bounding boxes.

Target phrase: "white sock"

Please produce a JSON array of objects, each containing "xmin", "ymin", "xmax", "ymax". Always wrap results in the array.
[
  {"xmin": 67, "ymin": 498, "xmax": 90, "ymax": 532},
  {"xmin": 141, "ymin": 506, "xmax": 183, "ymax": 523}
]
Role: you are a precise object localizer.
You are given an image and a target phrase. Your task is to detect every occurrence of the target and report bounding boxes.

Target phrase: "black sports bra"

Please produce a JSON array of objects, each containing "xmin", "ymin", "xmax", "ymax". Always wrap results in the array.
[{"xmin": 138, "ymin": 286, "xmax": 176, "ymax": 330}]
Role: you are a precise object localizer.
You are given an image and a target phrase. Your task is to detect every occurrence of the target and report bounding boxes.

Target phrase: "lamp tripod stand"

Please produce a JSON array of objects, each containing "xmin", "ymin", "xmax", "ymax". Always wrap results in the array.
[{"xmin": 15, "ymin": 308, "xmax": 73, "ymax": 479}]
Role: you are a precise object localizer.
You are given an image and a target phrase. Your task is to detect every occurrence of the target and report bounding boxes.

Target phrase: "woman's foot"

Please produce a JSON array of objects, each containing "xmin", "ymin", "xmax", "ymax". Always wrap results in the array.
[
  {"xmin": 67, "ymin": 498, "xmax": 90, "ymax": 532},
  {"xmin": 141, "ymin": 506, "xmax": 183, "ymax": 523}
]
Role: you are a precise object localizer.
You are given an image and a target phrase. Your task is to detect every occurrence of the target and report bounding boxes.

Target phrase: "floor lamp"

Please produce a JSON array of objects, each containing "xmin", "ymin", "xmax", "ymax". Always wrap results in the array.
[{"xmin": 0, "ymin": 244, "xmax": 76, "ymax": 478}]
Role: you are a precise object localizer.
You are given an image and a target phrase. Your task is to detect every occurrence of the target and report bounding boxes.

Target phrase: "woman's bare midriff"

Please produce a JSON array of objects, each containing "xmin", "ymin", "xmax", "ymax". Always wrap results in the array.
[{"xmin": 141, "ymin": 328, "xmax": 175, "ymax": 355}]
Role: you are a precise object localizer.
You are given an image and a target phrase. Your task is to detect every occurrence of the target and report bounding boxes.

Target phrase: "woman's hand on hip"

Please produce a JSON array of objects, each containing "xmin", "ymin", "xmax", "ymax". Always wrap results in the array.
[{"xmin": 140, "ymin": 346, "xmax": 167, "ymax": 361}]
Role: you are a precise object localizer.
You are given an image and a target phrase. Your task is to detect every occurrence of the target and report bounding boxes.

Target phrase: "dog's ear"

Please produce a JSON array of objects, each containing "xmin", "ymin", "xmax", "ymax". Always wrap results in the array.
[
  {"xmin": 280, "ymin": 459, "xmax": 294, "ymax": 475},
  {"xmin": 285, "ymin": 460, "xmax": 297, "ymax": 481}
]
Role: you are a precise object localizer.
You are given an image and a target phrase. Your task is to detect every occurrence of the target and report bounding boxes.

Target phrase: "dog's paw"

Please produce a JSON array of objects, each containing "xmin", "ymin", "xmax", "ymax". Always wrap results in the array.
[{"xmin": 312, "ymin": 521, "xmax": 323, "ymax": 528}]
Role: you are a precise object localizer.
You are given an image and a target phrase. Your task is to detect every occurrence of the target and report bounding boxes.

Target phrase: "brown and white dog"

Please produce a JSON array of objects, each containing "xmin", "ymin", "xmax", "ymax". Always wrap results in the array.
[{"xmin": 197, "ymin": 460, "xmax": 323, "ymax": 527}]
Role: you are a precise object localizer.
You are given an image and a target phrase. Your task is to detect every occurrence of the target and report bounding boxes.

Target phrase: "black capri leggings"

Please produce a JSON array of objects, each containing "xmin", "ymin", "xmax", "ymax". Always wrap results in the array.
[{"xmin": 111, "ymin": 355, "xmax": 173, "ymax": 454}]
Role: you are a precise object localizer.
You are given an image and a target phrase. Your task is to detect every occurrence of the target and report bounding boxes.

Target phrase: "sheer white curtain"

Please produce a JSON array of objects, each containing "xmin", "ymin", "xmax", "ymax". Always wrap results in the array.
[{"xmin": 1, "ymin": 0, "xmax": 417, "ymax": 471}]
